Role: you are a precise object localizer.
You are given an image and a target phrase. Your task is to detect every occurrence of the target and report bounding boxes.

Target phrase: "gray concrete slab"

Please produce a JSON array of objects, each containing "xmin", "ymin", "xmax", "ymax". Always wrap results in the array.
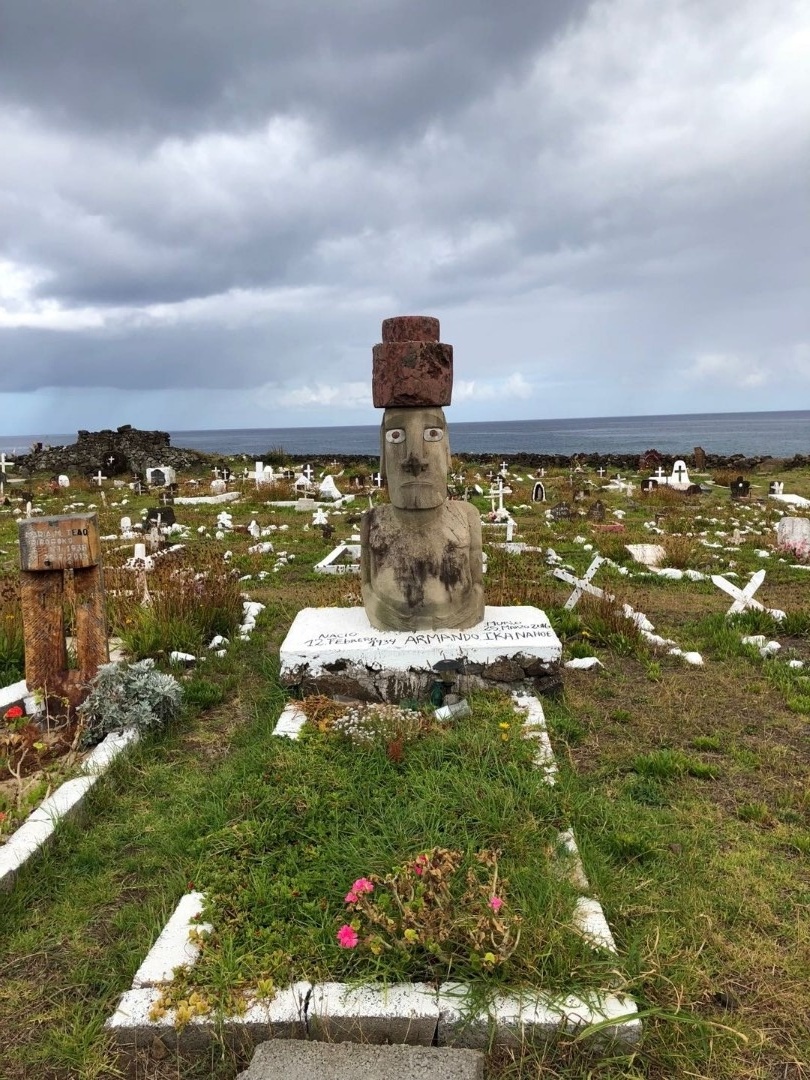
[{"xmin": 236, "ymin": 1039, "xmax": 485, "ymax": 1080}]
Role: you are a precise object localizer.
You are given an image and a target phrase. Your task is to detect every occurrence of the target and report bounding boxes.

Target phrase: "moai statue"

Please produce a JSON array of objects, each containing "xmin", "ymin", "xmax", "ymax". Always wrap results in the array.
[{"xmin": 360, "ymin": 316, "xmax": 485, "ymax": 631}]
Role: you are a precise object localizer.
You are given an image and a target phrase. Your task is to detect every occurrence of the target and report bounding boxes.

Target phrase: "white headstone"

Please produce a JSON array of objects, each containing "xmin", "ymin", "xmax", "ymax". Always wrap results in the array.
[
  {"xmin": 776, "ymin": 517, "xmax": 810, "ymax": 552},
  {"xmin": 210, "ymin": 479, "xmax": 227, "ymax": 495},
  {"xmin": 58, "ymin": 474, "xmax": 70, "ymax": 488},
  {"xmin": 319, "ymin": 475, "xmax": 342, "ymax": 501}
]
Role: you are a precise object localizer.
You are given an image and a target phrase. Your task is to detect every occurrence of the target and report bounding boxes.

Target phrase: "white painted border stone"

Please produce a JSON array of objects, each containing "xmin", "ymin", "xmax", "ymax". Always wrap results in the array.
[
  {"xmin": 132, "ymin": 891, "xmax": 212, "ymax": 988},
  {"xmin": 0, "ymin": 725, "xmax": 139, "ymax": 891},
  {"xmin": 436, "ymin": 983, "xmax": 641, "ymax": 1048},
  {"xmin": 106, "ymin": 982, "xmax": 310, "ymax": 1050},
  {"xmin": 307, "ymin": 982, "xmax": 439, "ymax": 1045}
]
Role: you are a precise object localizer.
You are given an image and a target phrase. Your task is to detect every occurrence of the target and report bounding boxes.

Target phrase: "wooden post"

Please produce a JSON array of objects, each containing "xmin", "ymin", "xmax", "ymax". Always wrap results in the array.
[{"xmin": 18, "ymin": 513, "xmax": 109, "ymax": 706}]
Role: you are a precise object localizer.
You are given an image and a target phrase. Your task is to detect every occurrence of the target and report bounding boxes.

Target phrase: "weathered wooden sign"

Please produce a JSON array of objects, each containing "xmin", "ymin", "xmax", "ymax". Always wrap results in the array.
[{"xmin": 18, "ymin": 513, "xmax": 108, "ymax": 705}]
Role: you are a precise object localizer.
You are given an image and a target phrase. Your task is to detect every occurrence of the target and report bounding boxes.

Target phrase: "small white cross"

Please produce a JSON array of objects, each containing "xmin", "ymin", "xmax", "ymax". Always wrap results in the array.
[
  {"xmin": 373, "ymin": 472, "xmax": 382, "ymax": 487},
  {"xmin": 212, "ymin": 466, "xmax": 221, "ymax": 480},
  {"xmin": 553, "ymin": 556, "xmax": 610, "ymax": 610},
  {"xmin": 711, "ymin": 570, "xmax": 784, "ymax": 619},
  {"xmin": 655, "ymin": 466, "xmax": 667, "ymax": 480},
  {"xmin": 500, "ymin": 461, "xmax": 509, "ymax": 476},
  {"xmin": 303, "ymin": 464, "xmax": 314, "ymax": 482},
  {"xmin": 94, "ymin": 470, "xmax": 107, "ymax": 487},
  {"xmin": 597, "ymin": 467, "xmax": 605, "ymax": 478}
]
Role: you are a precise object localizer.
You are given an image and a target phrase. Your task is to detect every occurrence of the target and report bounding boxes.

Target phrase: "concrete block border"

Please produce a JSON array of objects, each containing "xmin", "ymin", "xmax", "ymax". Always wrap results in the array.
[{"xmin": 107, "ymin": 692, "xmax": 640, "ymax": 1055}]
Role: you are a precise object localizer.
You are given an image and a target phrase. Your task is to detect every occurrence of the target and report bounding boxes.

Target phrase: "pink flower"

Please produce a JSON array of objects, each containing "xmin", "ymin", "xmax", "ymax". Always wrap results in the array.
[
  {"xmin": 344, "ymin": 891, "xmax": 358, "ymax": 904},
  {"xmin": 489, "ymin": 896, "xmax": 503, "ymax": 913},
  {"xmin": 352, "ymin": 877, "xmax": 374, "ymax": 895},
  {"xmin": 336, "ymin": 924, "xmax": 359, "ymax": 949}
]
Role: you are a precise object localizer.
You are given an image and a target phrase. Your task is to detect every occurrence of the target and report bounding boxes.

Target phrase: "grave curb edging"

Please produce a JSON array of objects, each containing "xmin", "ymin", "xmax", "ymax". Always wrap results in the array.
[
  {"xmin": 106, "ymin": 692, "xmax": 640, "ymax": 1056},
  {"xmin": 0, "ymin": 723, "xmax": 140, "ymax": 892}
]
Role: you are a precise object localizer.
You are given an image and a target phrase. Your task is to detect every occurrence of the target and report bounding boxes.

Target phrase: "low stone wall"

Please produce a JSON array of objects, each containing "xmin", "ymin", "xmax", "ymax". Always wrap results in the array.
[{"xmin": 16, "ymin": 425, "xmax": 210, "ymax": 477}]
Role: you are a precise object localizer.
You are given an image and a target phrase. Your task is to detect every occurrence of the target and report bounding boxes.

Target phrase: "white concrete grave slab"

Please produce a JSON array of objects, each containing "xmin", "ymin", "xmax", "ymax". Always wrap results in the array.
[
  {"xmin": 626, "ymin": 543, "xmax": 666, "ymax": 567},
  {"xmin": 281, "ymin": 606, "xmax": 561, "ymax": 681}
]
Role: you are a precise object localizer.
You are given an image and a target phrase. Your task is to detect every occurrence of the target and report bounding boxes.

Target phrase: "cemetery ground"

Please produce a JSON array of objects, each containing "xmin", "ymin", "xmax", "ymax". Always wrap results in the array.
[{"xmin": 0, "ymin": 458, "xmax": 808, "ymax": 1079}]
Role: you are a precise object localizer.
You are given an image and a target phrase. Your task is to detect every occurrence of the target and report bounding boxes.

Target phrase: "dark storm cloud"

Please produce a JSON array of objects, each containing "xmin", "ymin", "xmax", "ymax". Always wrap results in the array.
[{"xmin": 0, "ymin": 0, "xmax": 589, "ymax": 141}]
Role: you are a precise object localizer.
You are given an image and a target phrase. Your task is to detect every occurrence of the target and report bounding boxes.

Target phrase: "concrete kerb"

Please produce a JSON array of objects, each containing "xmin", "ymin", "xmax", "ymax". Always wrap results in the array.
[
  {"xmin": 107, "ymin": 693, "xmax": 641, "ymax": 1055},
  {"xmin": 0, "ymin": 722, "xmax": 140, "ymax": 892}
]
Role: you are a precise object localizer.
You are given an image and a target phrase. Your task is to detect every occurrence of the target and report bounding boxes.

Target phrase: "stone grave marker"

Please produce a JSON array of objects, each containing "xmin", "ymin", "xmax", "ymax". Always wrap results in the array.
[
  {"xmin": 18, "ymin": 513, "xmax": 109, "ymax": 706},
  {"xmin": 550, "ymin": 502, "xmax": 572, "ymax": 521},
  {"xmin": 58, "ymin": 474, "xmax": 70, "ymax": 488},
  {"xmin": 640, "ymin": 477, "xmax": 658, "ymax": 493},
  {"xmin": 693, "ymin": 446, "xmax": 707, "ymax": 470},
  {"xmin": 146, "ymin": 506, "xmax": 176, "ymax": 528},
  {"xmin": 668, "ymin": 460, "xmax": 691, "ymax": 490},
  {"xmin": 626, "ymin": 543, "xmax": 666, "ymax": 567},
  {"xmin": 532, "ymin": 480, "xmax": 546, "ymax": 502},
  {"xmin": 146, "ymin": 466, "xmax": 176, "ymax": 487},
  {"xmin": 587, "ymin": 499, "xmax": 606, "ymax": 521},
  {"xmin": 730, "ymin": 476, "xmax": 751, "ymax": 500},
  {"xmin": 776, "ymin": 517, "xmax": 810, "ymax": 552}
]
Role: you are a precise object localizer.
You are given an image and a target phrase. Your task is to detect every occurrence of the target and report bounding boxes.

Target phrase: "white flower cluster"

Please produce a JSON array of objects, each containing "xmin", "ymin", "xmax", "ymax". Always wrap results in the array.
[{"xmin": 330, "ymin": 702, "xmax": 425, "ymax": 746}]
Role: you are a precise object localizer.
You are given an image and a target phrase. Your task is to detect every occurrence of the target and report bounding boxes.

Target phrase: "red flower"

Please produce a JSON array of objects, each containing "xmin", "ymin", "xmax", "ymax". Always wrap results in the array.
[{"xmin": 3, "ymin": 705, "xmax": 23, "ymax": 721}]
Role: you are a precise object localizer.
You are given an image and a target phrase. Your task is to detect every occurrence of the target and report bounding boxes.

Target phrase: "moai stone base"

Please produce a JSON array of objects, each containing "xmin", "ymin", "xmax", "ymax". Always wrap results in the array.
[
  {"xmin": 279, "ymin": 606, "xmax": 562, "ymax": 702},
  {"xmin": 18, "ymin": 513, "xmax": 109, "ymax": 708}
]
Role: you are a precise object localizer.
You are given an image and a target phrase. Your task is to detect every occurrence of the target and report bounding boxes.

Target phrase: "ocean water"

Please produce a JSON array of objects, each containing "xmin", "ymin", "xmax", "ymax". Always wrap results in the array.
[{"xmin": 2, "ymin": 411, "xmax": 807, "ymax": 459}]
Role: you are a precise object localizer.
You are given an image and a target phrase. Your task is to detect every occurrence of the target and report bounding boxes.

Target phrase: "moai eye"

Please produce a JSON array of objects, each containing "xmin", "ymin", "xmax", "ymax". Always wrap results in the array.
[
  {"xmin": 385, "ymin": 428, "xmax": 405, "ymax": 444},
  {"xmin": 423, "ymin": 427, "xmax": 444, "ymax": 442}
]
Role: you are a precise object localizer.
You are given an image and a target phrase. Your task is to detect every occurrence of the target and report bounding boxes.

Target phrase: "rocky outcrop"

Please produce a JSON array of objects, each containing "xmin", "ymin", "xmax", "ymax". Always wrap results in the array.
[{"xmin": 16, "ymin": 425, "xmax": 211, "ymax": 477}]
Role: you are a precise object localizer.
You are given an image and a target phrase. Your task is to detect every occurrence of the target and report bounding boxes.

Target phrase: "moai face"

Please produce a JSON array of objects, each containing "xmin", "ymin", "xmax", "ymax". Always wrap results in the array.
[{"xmin": 381, "ymin": 407, "xmax": 451, "ymax": 510}]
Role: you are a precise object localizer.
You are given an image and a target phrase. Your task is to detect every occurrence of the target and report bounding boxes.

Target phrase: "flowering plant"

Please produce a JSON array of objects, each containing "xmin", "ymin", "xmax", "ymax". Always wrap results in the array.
[{"xmin": 335, "ymin": 848, "xmax": 521, "ymax": 976}]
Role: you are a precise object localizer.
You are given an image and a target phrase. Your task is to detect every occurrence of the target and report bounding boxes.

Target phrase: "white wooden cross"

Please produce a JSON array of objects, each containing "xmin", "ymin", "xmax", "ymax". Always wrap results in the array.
[
  {"xmin": 496, "ymin": 477, "xmax": 505, "ymax": 511},
  {"xmin": 0, "ymin": 453, "xmax": 6, "ymax": 475},
  {"xmin": 553, "ymin": 556, "xmax": 611, "ymax": 610},
  {"xmin": 655, "ymin": 466, "xmax": 667, "ymax": 480},
  {"xmin": 597, "ymin": 467, "xmax": 605, "ymax": 478},
  {"xmin": 711, "ymin": 570, "xmax": 785, "ymax": 619},
  {"xmin": 303, "ymin": 464, "xmax": 315, "ymax": 482},
  {"xmin": 94, "ymin": 470, "xmax": 107, "ymax": 487},
  {"xmin": 373, "ymin": 472, "xmax": 383, "ymax": 487},
  {"xmin": 500, "ymin": 461, "xmax": 509, "ymax": 476},
  {"xmin": 212, "ymin": 466, "xmax": 222, "ymax": 480}
]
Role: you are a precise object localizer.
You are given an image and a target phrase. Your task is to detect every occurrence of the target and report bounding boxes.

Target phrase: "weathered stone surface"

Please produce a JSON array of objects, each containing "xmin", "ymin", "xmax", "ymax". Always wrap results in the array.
[
  {"xmin": 372, "ymin": 342, "xmax": 453, "ymax": 408},
  {"xmin": 483, "ymin": 658, "xmax": 525, "ymax": 682},
  {"xmin": 382, "ymin": 315, "xmax": 440, "ymax": 343}
]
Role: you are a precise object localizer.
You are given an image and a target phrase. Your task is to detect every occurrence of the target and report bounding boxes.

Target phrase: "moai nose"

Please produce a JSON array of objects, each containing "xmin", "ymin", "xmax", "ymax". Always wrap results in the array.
[{"xmin": 401, "ymin": 452, "xmax": 427, "ymax": 476}]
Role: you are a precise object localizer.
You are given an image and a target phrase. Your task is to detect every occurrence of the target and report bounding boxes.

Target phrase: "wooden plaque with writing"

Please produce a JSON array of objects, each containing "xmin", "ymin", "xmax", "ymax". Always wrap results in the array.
[{"xmin": 18, "ymin": 513, "xmax": 101, "ymax": 572}]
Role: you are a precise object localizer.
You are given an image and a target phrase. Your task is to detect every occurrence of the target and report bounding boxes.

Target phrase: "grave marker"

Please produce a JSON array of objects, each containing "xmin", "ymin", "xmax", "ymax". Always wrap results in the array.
[
  {"xmin": 18, "ymin": 513, "xmax": 109, "ymax": 706},
  {"xmin": 532, "ymin": 481, "xmax": 546, "ymax": 502},
  {"xmin": 730, "ymin": 476, "xmax": 751, "ymax": 500},
  {"xmin": 553, "ymin": 556, "xmax": 608, "ymax": 610}
]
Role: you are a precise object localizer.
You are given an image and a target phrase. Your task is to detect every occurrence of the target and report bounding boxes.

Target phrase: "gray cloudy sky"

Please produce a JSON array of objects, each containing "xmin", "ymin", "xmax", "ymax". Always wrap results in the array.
[{"xmin": 1, "ymin": 0, "xmax": 808, "ymax": 435}]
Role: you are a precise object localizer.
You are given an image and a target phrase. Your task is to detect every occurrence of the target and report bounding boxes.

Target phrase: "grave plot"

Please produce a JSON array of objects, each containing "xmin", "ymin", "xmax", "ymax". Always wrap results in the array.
[{"xmin": 107, "ymin": 689, "xmax": 640, "ymax": 1052}]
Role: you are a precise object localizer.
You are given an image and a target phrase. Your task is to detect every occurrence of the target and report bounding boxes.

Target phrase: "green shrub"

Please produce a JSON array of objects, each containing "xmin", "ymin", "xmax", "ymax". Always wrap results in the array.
[{"xmin": 77, "ymin": 659, "xmax": 183, "ymax": 747}]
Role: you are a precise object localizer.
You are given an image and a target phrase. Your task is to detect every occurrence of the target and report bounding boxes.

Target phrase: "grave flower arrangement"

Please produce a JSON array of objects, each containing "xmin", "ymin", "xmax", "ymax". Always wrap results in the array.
[{"xmin": 336, "ymin": 846, "xmax": 521, "ymax": 978}]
